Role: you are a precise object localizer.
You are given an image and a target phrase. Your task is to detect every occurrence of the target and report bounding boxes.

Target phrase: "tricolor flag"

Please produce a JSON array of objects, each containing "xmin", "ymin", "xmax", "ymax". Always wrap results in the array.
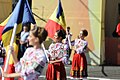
[
  {"xmin": 1, "ymin": 0, "xmax": 36, "ymax": 80},
  {"xmin": 45, "ymin": 0, "xmax": 66, "ymax": 39},
  {"xmin": 0, "ymin": 14, "xmax": 14, "ymax": 80},
  {"xmin": 0, "ymin": 27, "xmax": 4, "ymax": 40},
  {"xmin": 2, "ymin": 0, "xmax": 36, "ymax": 47},
  {"xmin": 0, "ymin": 15, "xmax": 11, "ymax": 41}
]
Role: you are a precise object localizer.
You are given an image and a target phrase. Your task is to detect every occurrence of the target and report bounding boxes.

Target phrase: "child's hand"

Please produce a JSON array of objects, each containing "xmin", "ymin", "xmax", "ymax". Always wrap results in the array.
[
  {"xmin": 9, "ymin": 46, "xmax": 14, "ymax": 53},
  {"xmin": 49, "ymin": 61, "xmax": 54, "ymax": 64}
]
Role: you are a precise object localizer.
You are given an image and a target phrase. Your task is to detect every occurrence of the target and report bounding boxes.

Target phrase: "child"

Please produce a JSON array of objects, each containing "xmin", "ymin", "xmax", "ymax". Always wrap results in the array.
[
  {"xmin": 46, "ymin": 29, "xmax": 67, "ymax": 80},
  {"xmin": 0, "ymin": 26, "xmax": 48, "ymax": 80},
  {"xmin": 70, "ymin": 29, "xmax": 88, "ymax": 79}
]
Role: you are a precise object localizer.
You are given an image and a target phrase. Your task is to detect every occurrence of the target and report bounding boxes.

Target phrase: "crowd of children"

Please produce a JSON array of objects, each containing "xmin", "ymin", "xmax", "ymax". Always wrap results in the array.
[{"xmin": 0, "ymin": 25, "xmax": 89, "ymax": 80}]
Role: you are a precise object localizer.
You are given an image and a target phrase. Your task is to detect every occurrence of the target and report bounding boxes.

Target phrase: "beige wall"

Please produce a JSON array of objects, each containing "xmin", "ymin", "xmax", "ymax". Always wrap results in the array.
[
  {"xmin": 0, "ymin": 0, "xmax": 119, "ymax": 65},
  {"xmin": 32, "ymin": 0, "xmax": 105, "ymax": 65},
  {"xmin": 0, "ymin": 0, "xmax": 12, "ymax": 22},
  {"xmin": 0, "ymin": 0, "xmax": 107, "ymax": 65}
]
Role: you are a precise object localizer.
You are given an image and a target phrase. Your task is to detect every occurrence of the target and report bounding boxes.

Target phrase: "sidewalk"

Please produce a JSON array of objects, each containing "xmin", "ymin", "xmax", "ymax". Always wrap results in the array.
[
  {"xmin": 1, "ymin": 64, "xmax": 120, "ymax": 80},
  {"xmin": 41, "ymin": 65, "xmax": 120, "ymax": 80},
  {"xmin": 88, "ymin": 65, "xmax": 120, "ymax": 79}
]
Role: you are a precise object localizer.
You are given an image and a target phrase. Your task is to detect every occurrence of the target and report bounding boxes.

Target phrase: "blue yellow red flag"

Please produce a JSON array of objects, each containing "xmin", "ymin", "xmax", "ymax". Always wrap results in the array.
[
  {"xmin": 1, "ymin": 0, "xmax": 36, "ymax": 80},
  {"xmin": 0, "ymin": 15, "xmax": 11, "ymax": 40},
  {"xmin": 2, "ymin": 0, "xmax": 36, "ymax": 47},
  {"xmin": 45, "ymin": 0, "xmax": 66, "ymax": 39}
]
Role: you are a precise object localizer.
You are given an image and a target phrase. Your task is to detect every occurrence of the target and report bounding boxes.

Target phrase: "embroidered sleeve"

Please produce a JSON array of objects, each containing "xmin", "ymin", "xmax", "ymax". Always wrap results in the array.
[
  {"xmin": 18, "ymin": 48, "xmax": 38, "ymax": 76},
  {"xmin": 20, "ymin": 56, "xmax": 46, "ymax": 77},
  {"xmin": 48, "ymin": 43, "xmax": 67, "ymax": 63},
  {"xmin": 75, "ymin": 40, "xmax": 88, "ymax": 53},
  {"xmin": 14, "ymin": 62, "xmax": 22, "ymax": 73},
  {"xmin": 60, "ymin": 50, "xmax": 68, "ymax": 64},
  {"xmin": 59, "ymin": 44, "xmax": 68, "ymax": 64},
  {"xmin": 14, "ymin": 48, "xmax": 30, "ymax": 74}
]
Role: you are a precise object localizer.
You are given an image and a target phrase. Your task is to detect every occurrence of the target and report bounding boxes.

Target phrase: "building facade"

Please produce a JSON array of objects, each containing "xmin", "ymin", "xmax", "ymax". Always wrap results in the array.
[
  {"xmin": 0, "ymin": 0, "xmax": 120, "ymax": 65},
  {"xmin": 0, "ymin": 0, "xmax": 12, "ymax": 22},
  {"xmin": 32, "ymin": 0, "xmax": 105, "ymax": 65},
  {"xmin": 105, "ymin": 0, "xmax": 120, "ymax": 65}
]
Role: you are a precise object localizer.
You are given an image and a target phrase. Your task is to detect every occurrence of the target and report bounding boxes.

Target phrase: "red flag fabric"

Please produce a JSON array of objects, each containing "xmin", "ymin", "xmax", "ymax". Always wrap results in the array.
[
  {"xmin": 0, "ymin": 27, "xmax": 4, "ymax": 40},
  {"xmin": 45, "ymin": 0, "xmax": 66, "ymax": 39},
  {"xmin": 0, "ymin": 15, "xmax": 11, "ymax": 41},
  {"xmin": 0, "ymin": 14, "xmax": 12, "ymax": 80}
]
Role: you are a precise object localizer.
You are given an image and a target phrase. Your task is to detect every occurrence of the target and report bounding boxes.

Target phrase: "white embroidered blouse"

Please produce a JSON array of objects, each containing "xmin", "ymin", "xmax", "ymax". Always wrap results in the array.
[
  {"xmin": 48, "ymin": 43, "xmax": 67, "ymax": 64},
  {"xmin": 74, "ymin": 39, "xmax": 88, "ymax": 54},
  {"xmin": 14, "ymin": 47, "xmax": 46, "ymax": 80}
]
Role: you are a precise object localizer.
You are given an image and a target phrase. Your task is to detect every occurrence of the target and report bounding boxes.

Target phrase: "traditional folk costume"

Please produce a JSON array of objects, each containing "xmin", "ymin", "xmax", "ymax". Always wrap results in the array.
[
  {"xmin": 70, "ymin": 39, "xmax": 88, "ymax": 78},
  {"xmin": 14, "ymin": 47, "xmax": 46, "ymax": 80},
  {"xmin": 46, "ymin": 43, "xmax": 67, "ymax": 80}
]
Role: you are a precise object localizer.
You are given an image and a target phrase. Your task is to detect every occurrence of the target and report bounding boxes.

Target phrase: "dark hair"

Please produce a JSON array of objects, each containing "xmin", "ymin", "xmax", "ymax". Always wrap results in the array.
[
  {"xmin": 56, "ymin": 29, "xmax": 66, "ymax": 39},
  {"xmin": 31, "ymin": 26, "xmax": 48, "ymax": 44},
  {"xmin": 67, "ymin": 26, "xmax": 70, "ymax": 30},
  {"xmin": 82, "ymin": 29, "xmax": 88, "ymax": 37},
  {"xmin": 22, "ymin": 23, "xmax": 30, "ymax": 27}
]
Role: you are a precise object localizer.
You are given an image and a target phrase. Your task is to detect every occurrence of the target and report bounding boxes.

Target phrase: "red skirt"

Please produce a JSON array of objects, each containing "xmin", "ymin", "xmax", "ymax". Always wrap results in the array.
[
  {"xmin": 46, "ymin": 61, "xmax": 66, "ymax": 80},
  {"xmin": 70, "ymin": 53, "xmax": 88, "ymax": 78}
]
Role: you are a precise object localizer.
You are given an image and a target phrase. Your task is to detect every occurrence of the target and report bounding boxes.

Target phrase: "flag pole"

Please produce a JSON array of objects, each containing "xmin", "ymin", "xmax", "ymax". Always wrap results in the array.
[
  {"xmin": 41, "ymin": 43, "xmax": 49, "ymax": 62},
  {"xmin": 68, "ymin": 35, "xmax": 71, "ymax": 49},
  {"xmin": 2, "ymin": 23, "xmax": 17, "ymax": 80},
  {"xmin": 66, "ymin": 29, "xmax": 71, "ymax": 49}
]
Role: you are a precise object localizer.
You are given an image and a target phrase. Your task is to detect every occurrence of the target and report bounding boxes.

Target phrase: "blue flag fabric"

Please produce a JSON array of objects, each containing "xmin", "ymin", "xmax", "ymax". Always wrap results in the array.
[
  {"xmin": 56, "ymin": 0, "xmax": 63, "ymax": 19},
  {"xmin": 2, "ymin": 0, "xmax": 36, "ymax": 47}
]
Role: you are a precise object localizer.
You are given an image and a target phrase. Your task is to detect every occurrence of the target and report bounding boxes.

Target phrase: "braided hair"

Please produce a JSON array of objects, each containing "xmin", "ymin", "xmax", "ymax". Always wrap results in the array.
[
  {"xmin": 56, "ymin": 29, "xmax": 66, "ymax": 39},
  {"xmin": 31, "ymin": 26, "xmax": 48, "ymax": 44}
]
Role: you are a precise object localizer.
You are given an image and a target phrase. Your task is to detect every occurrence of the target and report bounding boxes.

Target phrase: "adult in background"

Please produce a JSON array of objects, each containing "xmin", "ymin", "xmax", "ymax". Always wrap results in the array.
[{"xmin": 19, "ymin": 23, "xmax": 29, "ymax": 58}]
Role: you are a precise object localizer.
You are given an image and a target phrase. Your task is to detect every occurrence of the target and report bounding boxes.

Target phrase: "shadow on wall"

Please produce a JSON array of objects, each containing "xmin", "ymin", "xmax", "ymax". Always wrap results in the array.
[
  {"xmin": 79, "ymin": 0, "xmax": 101, "ymax": 23},
  {"xmin": 105, "ymin": 37, "xmax": 120, "ymax": 66},
  {"xmin": 86, "ymin": 47, "xmax": 100, "ymax": 65}
]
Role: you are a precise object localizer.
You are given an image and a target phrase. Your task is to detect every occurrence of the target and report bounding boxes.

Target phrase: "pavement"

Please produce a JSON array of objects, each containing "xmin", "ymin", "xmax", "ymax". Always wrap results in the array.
[
  {"xmin": 86, "ymin": 65, "xmax": 120, "ymax": 80},
  {"xmin": 1, "ymin": 64, "xmax": 120, "ymax": 80},
  {"xmin": 40, "ymin": 65, "xmax": 120, "ymax": 80}
]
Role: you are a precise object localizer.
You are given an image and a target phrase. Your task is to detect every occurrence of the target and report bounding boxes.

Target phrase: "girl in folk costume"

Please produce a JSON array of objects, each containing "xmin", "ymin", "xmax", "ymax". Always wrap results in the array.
[
  {"xmin": 0, "ymin": 26, "xmax": 48, "ymax": 80},
  {"xmin": 70, "ymin": 29, "xmax": 88, "ymax": 79},
  {"xmin": 46, "ymin": 29, "xmax": 67, "ymax": 80}
]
